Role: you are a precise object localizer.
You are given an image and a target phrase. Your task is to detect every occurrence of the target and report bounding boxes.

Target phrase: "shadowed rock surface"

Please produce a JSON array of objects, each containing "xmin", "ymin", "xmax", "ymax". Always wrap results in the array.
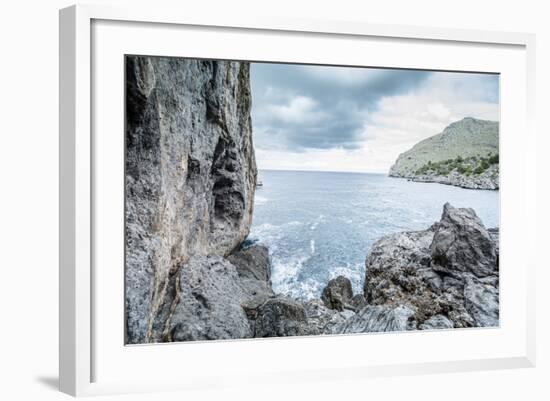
[
  {"xmin": 227, "ymin": 244, "xmax": 271, "ymax": 282},
  {"xmin": 244, "ymin": 296, "xmax": 309, "ymax": 337},
  {"xmin": 321, "ymin": 275, "xmax": 354, "ymax": 311},
  {"xmin": 125, "ymin": 57, "xmax": 256, "ymax": 344},
  {"xmin": 431, "ymin": 203, "xmax": 497, "ymax": 278}
]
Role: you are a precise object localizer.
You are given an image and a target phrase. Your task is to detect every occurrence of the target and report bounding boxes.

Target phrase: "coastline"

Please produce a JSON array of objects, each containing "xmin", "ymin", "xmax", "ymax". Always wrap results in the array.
[{"xmin": 389, "ymin": 174, "xmax": 500, "ymax": 191}]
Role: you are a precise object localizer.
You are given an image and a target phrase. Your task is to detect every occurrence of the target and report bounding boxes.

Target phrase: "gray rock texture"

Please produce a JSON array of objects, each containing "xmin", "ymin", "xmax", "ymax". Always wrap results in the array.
[
  {"xmin": 418, "ymin": 314, "xmax": 454, "ymax": 330},
  {"xmin": 125, "ymin": 56, "xmax": 256, "ymax": 344},
  {"xmin": 333, "ymin": 305, "xmax": 417, "ymax": 334},
  {"xmin": 362, "ymin": 203, "xmax": 499, "ymax": 330},
  {"xmin": 304, "ymin": 300, "xmax": 355, "ymax": 335},
  {"xmin": 431, "ymin": 203, "xmax": 498, "ymax": 278},
  {"xmin": 244, "ymin": 295, "xmax": 310, "ymax": 337},
  {"xmin": 321, "ymin": 275, "xmax": 354, "ymax": 311},
  {"xmin": 163, "ymin": 256, "xmax": 253, "ymax": 342},
  {"xmin": 228, "ymin": 244, "xmax": 271, "ymax": 283}
]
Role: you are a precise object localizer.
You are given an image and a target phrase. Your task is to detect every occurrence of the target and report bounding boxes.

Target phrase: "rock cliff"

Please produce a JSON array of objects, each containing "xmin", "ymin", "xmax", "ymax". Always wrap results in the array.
[
  {"xmin": 125, "ymin": 57, "xmax": 499, "ymax": 343},
  {"xmin": 389, "ymin": 117, "xmax": 499, "ymax": 190},
  {"xmin": 125, "ymin": 56, "xmax": 257, "ymax": 344}
]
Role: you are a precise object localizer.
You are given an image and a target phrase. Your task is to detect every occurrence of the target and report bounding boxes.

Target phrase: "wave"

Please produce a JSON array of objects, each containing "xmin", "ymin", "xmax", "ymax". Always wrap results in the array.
[{"xmin": 309, "ymin": 214, "xmax": 325, "ymax": 230}]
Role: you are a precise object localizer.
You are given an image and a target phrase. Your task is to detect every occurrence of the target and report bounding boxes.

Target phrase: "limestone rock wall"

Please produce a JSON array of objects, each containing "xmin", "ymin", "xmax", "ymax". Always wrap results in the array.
[{"xmin": 125, "ymin": 56, "xmax": 257, "ymax": 344}]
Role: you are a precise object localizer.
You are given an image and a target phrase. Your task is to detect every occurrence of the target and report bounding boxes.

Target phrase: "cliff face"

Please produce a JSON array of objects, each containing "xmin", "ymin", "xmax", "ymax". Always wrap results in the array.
[
  {"xmin": 125, "ymin": 57, "xmax": 257, "ymax": 344},
  {"xmin": 389, "ymin": 117, "xmax": 499, "ymax": 189}
]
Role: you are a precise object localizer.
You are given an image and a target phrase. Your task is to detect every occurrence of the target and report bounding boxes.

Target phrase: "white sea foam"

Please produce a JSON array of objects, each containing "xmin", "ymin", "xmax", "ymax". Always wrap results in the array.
[
  {"xmin": 310, "ymin": 214, "xmax": 325, "ymax": 230},
  {"xmin": 329, "ymin": 265, "xmax": 364, "ymax": 295},
  {"xmin": 250, "ymin": 170, "xmax": 499, "ymax": 300},
  {"xmin": 270, "ymin": 251, "xmax": 313, "ymax": 299}
]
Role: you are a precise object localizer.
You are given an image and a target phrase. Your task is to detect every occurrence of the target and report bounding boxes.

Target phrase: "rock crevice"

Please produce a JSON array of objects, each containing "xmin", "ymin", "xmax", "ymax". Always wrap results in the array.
[
  {"xmin": 125, "ymin": 57, "xmax": 256, "ymax": 344},
  {"xmin": 125, "ymin": 57, "xmax": 499, "ymax": 344}
]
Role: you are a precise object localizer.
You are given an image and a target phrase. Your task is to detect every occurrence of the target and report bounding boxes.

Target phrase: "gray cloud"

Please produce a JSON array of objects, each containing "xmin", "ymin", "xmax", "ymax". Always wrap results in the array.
[{"xmin": 251, "ymin": 63, "xmax": 432, "ymax": 151}]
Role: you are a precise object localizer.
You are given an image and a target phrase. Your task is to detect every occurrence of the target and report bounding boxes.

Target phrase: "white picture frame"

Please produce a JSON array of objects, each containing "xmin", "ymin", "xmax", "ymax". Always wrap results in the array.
[{"xmin": 59, "ymin": 3, "xmax": 536, "ymax": 397}]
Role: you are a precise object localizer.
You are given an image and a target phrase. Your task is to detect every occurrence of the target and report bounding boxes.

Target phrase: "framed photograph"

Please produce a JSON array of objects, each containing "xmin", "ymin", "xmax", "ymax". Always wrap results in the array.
[{"xmin": 59, "ymin": 4, "xmax": 536, "ymax": 396}]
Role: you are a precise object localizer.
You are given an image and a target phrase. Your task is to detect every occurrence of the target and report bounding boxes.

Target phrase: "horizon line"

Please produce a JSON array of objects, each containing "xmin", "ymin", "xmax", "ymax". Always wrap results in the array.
[{"xmin": 257, "ymin": 168, "xmax": 388, "ymax": 175}]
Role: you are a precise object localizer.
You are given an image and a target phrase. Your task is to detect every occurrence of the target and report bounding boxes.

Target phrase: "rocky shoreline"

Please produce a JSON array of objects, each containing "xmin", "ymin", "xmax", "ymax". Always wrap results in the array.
[
  {"xmin": 140, "ymin": 202, "xmax": 499, "ymax": 342},
  {"xmin": 391, "ymin": 166, "xmax": 499, "ymax": 190},
  {"xmin": 125, "ymin": 57, "xmax": 499, "ymax": 344},
  {"xmin": 388, "ymin": 118, "xmax": 499, "ymax": 190}
]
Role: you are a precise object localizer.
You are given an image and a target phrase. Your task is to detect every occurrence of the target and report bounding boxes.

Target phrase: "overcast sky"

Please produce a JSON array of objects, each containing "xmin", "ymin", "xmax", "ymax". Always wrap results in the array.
[{"xmin": 250, "ymin": 63, "xmax": 499, "ymax": 173}]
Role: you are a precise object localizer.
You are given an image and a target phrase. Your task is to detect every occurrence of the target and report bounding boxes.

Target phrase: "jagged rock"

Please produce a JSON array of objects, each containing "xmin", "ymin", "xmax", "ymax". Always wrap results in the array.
[
  {"xmin": 245, "ymin": 296, "xmax": 309, "ymax": 337},
  {"xmin": 419, "ymin": 314, "xmax": 454, "ymax": 330},
  {"xmin": 333, "ymin": 305, "xmax": 417, "ymax": 334},
  {"xmin": 431, "ymin": 203, "xmax": 497, "ymax": 278},
  {"xmin": 363, "ymin": 227, "xmax": 435, "ymax": 307},
  {"xmin": 227, "ymin": 244, "xmax": 271, "ymax": 282},
  {"xmin": 165, "ymin": 256, "xmax": 253, "ymax": 342},
  {"xmin": 463, "ymin": 277, "xmax": 499, "ymax": 327},
  {"xmin": 350, "ymin": 294, "xmax": 367, "ymax": 311},
  {"xmin": 304, "ymin": 300, "xmax": 355, "ymax": 335},
  {"xmin": 227, "ymin": 244, "xmax": 274, "ymax": 299},
  {"xmin": 321, "ymin": 276, "xmax": 354, "ymax": 311},
  {"xmin": 363, "ymin": 203, "xmax": 499, "ymax": 330},
  {"xmin": 125, "ymin": 57, "xmax": 256, "ymax": 344}
]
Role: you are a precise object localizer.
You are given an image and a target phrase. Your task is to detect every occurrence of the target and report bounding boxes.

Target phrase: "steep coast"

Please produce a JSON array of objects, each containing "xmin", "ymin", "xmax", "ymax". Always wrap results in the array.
[
  {"xmin": 125, "ymin": 58, "xmax": 499, "ymax": 343},
  {"xmin": 389, "ymin": 118, "xmax": 499, "ymax": 190}
]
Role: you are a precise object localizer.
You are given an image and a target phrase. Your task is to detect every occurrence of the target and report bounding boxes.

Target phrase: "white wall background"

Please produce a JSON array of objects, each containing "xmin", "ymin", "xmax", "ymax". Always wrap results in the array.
[{"xmin": 0, "ymin": 0, "xmax": 547, "ymax": 400}]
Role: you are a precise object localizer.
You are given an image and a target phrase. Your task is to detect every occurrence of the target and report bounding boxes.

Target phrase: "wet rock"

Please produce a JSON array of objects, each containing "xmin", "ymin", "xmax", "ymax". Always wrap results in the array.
[{"xmin": 321, "ymin": 276, "xmax": 354, "ymax": 311}]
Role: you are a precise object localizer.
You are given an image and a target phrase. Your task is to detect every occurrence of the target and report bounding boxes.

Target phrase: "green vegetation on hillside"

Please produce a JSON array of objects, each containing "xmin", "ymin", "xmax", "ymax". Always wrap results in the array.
[
  {"xmin": 415, "ymin": 153, "xmax": 499, "ymax": 177},
  {"xmin": 390, "ymin": 118, "xmax": 499, "ymax": 177}
]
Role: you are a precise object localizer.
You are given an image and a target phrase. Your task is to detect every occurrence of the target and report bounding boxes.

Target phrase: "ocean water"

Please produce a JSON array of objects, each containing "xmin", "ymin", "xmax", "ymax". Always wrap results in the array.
[{"xmin": 248, "ymin": 169, "xmax": 500, "ymax": 300}]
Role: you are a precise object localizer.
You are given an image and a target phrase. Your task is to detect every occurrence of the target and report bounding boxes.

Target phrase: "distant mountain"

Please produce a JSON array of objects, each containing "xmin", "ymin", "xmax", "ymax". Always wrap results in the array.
[{"xmin": 389, "ymin": 117, "xmax": 499, "ymax": 190}]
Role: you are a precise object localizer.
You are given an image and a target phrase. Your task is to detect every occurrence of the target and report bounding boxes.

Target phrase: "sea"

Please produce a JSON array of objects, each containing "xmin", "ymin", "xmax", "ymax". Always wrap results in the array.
[{"xmin": 248, "ymin": 169, "xmax": 500, "ymax": 300}]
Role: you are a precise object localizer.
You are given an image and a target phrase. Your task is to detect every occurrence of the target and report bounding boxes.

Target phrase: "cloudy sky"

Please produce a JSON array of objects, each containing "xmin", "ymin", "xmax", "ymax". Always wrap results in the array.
[{"xmin": 250, "ymin": 63, "xmax": 499, "ymax": 173}]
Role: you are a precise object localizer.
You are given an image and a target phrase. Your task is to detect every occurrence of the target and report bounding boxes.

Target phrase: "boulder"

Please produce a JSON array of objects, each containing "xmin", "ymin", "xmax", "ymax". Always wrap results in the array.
[
  {"xmin": 430, "ymin": 203, "xmax": 497, "ymax": 278},
  {"xmin": 244, "ymin": 296, "xmax": 309, "ymax": 337},
  {"xmin": 164, "ymin": 256, "xmax": 253, "ymax": 342},
  {"xmin": 227, "ymin": 244, "xmax": 271, "ymax": 282},
  {"xmin": 321, "ymin": 275, "xmax": 354, "ymax": 311},
  {"xmin": 362, "ymin": 203, "xmax": 499, "ymax": 331}
]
